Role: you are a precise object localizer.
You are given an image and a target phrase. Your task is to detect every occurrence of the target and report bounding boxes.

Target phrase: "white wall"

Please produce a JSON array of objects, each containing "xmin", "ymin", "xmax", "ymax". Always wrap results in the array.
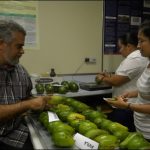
[{"xmin": 20, "ymin": 1, "xmax": 122, "ymax": 75}]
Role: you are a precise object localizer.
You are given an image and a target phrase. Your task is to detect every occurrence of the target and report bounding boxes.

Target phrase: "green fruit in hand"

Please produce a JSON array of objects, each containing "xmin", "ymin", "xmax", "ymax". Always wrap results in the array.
[
  {"xmin": 45, "ymin": 84, "xmax": 54, "ymax": 94},
  {"xmin": 84, "ymin": 128, "xmax": 109, "ymax": 139},
  {"xmin": 35, "ymin": 83, "xmax": 45, "ymax": 94},
  {"xmin": 58, "ymin": 86, "xmax": 67, "ymax": 94},
  {"xmin": 95, "ymin": 76, "xmax": 102, "ymax": 85},
  {"xmin": 79, "ymin": 120, "xmax": 97, "ymax": 135},
  {"xmin": 52, "ymin": 131, "xmax": 75, "ymax": 147},
  {"xmin": 48, "ymin": 95, "xmax": 65, "ymax": 105},
  {"xmin": 69, "ymin": 81, "xmax": 79, "ymax": 92}
]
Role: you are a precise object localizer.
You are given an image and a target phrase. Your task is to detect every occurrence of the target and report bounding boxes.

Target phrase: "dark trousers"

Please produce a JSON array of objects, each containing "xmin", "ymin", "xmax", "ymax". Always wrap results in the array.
[
  {"xmin": 107, "ymin": 108, "xmax": 136, "ymax": 132},
  {"xmin": 0, "ymin": 135, "xmax": 34, "ymax": 150}
]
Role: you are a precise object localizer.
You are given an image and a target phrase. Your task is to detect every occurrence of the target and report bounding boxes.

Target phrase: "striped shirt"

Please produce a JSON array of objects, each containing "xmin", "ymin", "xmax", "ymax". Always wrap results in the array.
[
  {"xmin": 0, "ymin": 64, "xmax": 32, "ymax": 148},
  {"xmin": 135, "ymin": 62, "xmax": 150, "ymax": 139}
]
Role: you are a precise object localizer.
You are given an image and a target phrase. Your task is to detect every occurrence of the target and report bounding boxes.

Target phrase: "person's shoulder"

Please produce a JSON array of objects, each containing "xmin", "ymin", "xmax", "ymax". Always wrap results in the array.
[{"xmin": 16, "ymin": 64, "xmax": 29, "ymax": 73}]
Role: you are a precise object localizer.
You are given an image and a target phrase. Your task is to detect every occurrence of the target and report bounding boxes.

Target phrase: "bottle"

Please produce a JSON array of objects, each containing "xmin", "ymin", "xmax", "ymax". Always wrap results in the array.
[{"xmin": 50, "ymin": 68, "xmax": 56, "ymax": 77}]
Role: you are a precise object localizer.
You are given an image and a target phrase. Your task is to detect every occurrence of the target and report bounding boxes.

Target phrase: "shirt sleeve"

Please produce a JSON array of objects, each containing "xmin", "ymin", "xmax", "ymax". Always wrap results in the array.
[{"xmin": 116, "ymin": 57, "xmax": 146, "ymax": 80}]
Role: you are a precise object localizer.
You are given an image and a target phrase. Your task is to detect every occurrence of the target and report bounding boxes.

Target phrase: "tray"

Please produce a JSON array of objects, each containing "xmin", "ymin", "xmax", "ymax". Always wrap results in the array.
[
  {"xmin": 28, "ymin": 114, "xmax": 79, "ymax": 149},
  {"xmin": 79, "ymin": 82, "xmax": 112, "ymax": 91}
]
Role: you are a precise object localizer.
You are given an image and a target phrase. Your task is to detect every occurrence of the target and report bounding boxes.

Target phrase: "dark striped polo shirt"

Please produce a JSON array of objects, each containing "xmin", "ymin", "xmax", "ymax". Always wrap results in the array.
[{"xmin": 0, "ymin": 64, "xmax": 32, "ymax": 148}]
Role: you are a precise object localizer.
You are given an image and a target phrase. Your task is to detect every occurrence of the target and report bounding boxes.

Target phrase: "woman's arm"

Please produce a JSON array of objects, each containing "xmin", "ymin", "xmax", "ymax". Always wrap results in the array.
[
  {"xmin": 96, "ymin": 74, "xmax": 130, "ymax": 86},
  {"xmin": 106, "ymin": 96, "xmax": 150, "ymax": 114}
]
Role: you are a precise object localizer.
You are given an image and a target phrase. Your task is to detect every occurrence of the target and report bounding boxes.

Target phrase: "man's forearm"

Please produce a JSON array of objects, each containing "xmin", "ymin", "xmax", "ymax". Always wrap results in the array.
[{"xmin": 0, "ymin": 100, "xmax": 30, "ymax": 122}]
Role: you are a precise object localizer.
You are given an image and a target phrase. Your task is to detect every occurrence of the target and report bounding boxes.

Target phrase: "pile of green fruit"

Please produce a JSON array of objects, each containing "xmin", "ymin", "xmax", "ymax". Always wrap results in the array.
[
  {"xmin": 35, "ymin": 80, "xmax": 79, "ymax": 95},
  {"xmin": 38, "ymin": 95, "xmax": 150, "ymax": 149}
]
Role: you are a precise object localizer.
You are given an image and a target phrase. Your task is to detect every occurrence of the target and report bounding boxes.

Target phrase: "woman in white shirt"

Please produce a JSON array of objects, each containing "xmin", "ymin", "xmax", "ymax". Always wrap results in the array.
[
  {"xmin": 105, "ymin": 21, "xmax": 150, "ymax": 140},
  {"xmin": 96, "ymin": 32, "xmax": 148, "ymax": 131}
]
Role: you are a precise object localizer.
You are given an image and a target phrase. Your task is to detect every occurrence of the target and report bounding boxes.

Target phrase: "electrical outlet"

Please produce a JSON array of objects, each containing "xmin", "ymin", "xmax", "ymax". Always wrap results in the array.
[
  {"xmin": 89, "ymin": 57, "xmax": 96, "ymax": 63},
  {"xmin": 84, "ymin": 57, "xmax": 96, "ymax": 63}
]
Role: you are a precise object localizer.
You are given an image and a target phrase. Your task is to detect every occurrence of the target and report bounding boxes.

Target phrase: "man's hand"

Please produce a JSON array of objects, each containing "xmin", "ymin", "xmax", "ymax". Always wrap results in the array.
[{"xmin": 29, "ymin": 96, "xmax": 51, "ymax": 111}]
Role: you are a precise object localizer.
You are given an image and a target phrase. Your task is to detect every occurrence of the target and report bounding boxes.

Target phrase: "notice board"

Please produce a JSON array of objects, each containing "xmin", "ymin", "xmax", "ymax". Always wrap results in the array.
[{"xmin": 104, "ymin": 0, "xmax": 150, "ymax": 55}]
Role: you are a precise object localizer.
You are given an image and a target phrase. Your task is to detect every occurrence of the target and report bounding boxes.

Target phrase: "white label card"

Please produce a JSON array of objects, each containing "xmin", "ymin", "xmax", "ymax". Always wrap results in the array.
[
  {"xmin": 48, "ymin": 111, "xmax": 60, "ymax": 122},
  {"xmin": 74, "ymin": 133, "xmax": 99, "ymax": 149}
]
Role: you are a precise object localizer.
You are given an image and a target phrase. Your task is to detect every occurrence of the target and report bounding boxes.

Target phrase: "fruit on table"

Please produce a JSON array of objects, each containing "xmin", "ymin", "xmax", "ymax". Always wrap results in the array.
[
  {"xmin": 58, "ymin": 85, "xmax": 67, "ymax": 94},
  {"xmin": 68, "ymin": 100, "xmax": 90, "ymax": 113},
  {"xmin": 93, "ymin": 117, "xmax": 103, "ymax": 128},
  {"xmin": 35, "ymin": 83, "xmax": 45, "ymax": 94},
  {"xmin": 57, "ymin": 111, "xmax": 72, "ymax": 122},
  {"xmin": 38, "ymin": 111, "xmax": 48, "ymax": 124},
  {"xmin": 47, "ymin": 121, "xmax": 64, "ymax": 134},
  {"xmin": 69, "ymin": 81, "xmax": 79, "ymax": 92},
  {"xmin": 52, "ymin": 123, "xmax": 75, "ymax": 136},
  {"xmin": 52, "ymin": 131, "xmax": 75, "ymax": 147},
  {"xmin": 86, "ymin": 110, "xmax": 107, "ymax": 121},
  {"xmin": 52, "ymin": 82, "xmax": 60, "ymax": 93},
  {"xmin": 100, "ymin": 118, "xmax": 113, "ymax": 131},
  {"xmin": 113, "ymin": 130, "xmax": 129, "ymax": 142},
  {"xmin": 61, "ymin": 81, "xmax": 70, "ymax": 91},
  {"xmin": 54, "ymin": 104, "xmax": 74, "ymax": 113},
  {"xmin": 108, "ymin": 122, "xmax": 128, "ymax": 133},
  {"xmin": 63, "ymin": 98, "xmax": 75, "ymax": 105},
  {"xmin": 82, "ymin": 109, "xmax": 94, "ymax": 117},
  {"xmin": 84, "ymin": 128, "xmax": 109, "ymax": 140},
  {"xmin": 94, "ymin": 134, "xmax": 120, "ymax": 150},
  {"xmin": 67, "ymin": 112, "xmax": 85, "ymax": 123},
  {"xmin": 78, "ymin": 120, "xmax": 98, "ymax": 135},
  {"xmin": 57, "ymin": 110, "xmax": 73, "ymax": 122},
  {"xmin": 120, "ymin": 132, "xmax": 150, "ymax": 149},
  {"xmin": 45, "ymin": 83, "xmax": 54, "ymax": 94},
  {"xmin": 69, "ymin": 119, "xmax": 84, "ymax": 131}
]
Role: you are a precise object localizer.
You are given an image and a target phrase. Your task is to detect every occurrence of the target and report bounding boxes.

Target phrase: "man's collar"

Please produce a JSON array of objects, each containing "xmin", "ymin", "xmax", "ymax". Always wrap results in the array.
[{"xmin": 0, "ymin": 64, "xmax": 15, "ymax": 71}]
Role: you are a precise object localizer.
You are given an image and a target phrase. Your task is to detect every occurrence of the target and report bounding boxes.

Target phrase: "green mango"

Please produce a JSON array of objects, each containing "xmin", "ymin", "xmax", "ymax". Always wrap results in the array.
[
  {"xmin": 52, "ymin": 131, "xmax": 75, "ymax": 147},
  {"xmin": 78, "ymin": 120, "xmax": 97, "ymax": 135},
  {"xmin": 84, "ymin": 128, "xmax": 109, "ymax": 139},
  {"xmin": 94, "ymin": 134, "xmax": 120, "ymax": 150},
  {"xmin": 108, "ymin": 122, "xmax": 128, "ymax": 133},
  {"xmin": 120, "ymin": 132, "xmax": 150, "ymax": 149}
]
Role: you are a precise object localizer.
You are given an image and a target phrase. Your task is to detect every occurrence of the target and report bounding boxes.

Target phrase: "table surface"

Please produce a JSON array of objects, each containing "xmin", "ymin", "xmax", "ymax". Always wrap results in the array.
[{"xmin": 32, "ymin": 88, "xmax": 112, "ymax": 98}]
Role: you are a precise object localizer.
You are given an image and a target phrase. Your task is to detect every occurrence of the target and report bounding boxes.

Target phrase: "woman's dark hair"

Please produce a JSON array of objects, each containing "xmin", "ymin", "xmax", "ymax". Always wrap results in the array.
[
  {"xmin": 139, "ymin": 20, "xmax": 150, "ymax": 40},
  {"xmin": 118, "ymin": 32, "xmax": 138, "ymax": 46}
]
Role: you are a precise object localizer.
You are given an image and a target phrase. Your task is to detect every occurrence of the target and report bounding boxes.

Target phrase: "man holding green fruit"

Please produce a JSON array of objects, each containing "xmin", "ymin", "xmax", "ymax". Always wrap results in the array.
[{"xmin": 0, "ymin": 20, "xmax": 52, "ymax": 150}]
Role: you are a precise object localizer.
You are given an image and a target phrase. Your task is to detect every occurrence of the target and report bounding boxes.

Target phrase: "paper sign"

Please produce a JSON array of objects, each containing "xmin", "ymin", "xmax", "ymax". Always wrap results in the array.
[
  {"xmin": 74, "ymin": 133, "xmax": 99, "ymax": 149},
  {"xmin": 48, "ymin": 111, "xmax": 59, "ymax": 122}
]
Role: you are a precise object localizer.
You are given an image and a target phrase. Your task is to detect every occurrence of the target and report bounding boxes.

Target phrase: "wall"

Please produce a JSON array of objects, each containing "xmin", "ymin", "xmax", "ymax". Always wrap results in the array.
[{"xmin": 20, "ymin": 1, "xmax": 122, "ymax": 75}]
